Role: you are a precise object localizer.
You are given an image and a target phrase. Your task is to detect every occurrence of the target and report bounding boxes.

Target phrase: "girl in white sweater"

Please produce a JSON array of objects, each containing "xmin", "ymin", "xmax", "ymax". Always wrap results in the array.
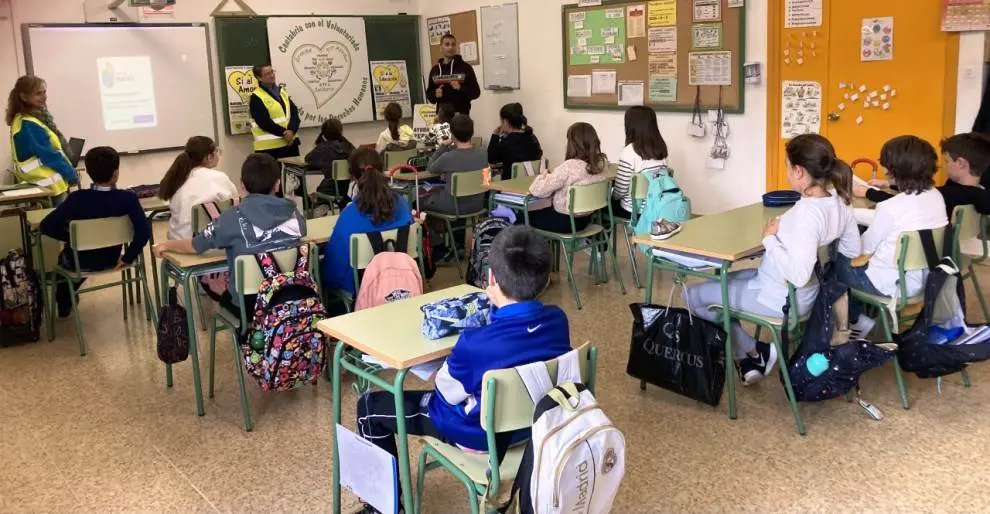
[
  {"xmin": 684, "ymin": 134, "xmax": 862, "ymax": 385},
  {"xmin": 159, "ymin": 136, "xmax": 239, "ymax": 241}
]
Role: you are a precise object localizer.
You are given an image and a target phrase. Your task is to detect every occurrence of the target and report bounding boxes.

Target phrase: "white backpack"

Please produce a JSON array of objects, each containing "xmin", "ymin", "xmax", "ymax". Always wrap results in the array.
[{"xmin": 510, "ymin": 350, "xmax": 626, "ymax": 514}]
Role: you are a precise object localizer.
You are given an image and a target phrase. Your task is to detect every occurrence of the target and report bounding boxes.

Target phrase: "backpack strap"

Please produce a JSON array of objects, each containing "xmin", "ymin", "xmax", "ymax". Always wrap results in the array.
[
  {"xmin": 366, "ymin": 231, "xmax": 388, "ymax": 254},
  {"xmin": 293, "ymin": 244, "xmax": 309, "ymax": 274},
  {"xmin": 366, "ymin": 226, "xmax": 411, "ymax": 255},
  {"xmin": 918, "ymin": 229, "xmax": 939, "ymax": 271},
  {"xmin": 392, "ymin": 225, "xmax": 410, "ymax": 254},
  {"xmin": 253, "ymin": 251, "xmax": 282, "ymax": 280},
  {"xmin": 554, "ymin": 349, "xmax": 583, "ymax": 385}
]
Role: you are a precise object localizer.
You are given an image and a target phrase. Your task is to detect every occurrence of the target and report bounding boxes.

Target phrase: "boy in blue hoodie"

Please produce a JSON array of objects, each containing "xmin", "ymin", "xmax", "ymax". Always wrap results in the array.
[
  {"xmin": 354, "ymin": 226, "xmax": 570, "ymax": 513},
  {"xmin": 152, "ymin": 153, "xmax": 306, "ymax": 319}
]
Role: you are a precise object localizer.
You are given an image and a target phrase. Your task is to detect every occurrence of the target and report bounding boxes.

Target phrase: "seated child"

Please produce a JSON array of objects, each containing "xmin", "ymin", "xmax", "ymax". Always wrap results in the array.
[
  {"xmin": 306, "ymin": 118, "xmax": 356, "ymax": 207},
  {"xmin": 354, "ymin": 226, "xmax": 570, "ymax": 513},
  {"xmin": 423, "ymin": 114, "xmax": 488, "ymax": 215},
  {"xmin": 613, "ymin": 105, "xmax": 669, "ymax": 219},
  {"xmin": 375, "ymin": 102, "xmax": 416, "ymax": 154},
  {"xmin": 425, "ymin": 103, "xmax": 456, "ymax": 147},
  {"xmin": 855, "ymin": 132, "xmax": 990, "ymax": 218},
  {"xmin": 487, "ymin": 102, "xmax": 543, "ymax": 180},
  {"xmin": 837, "ymin": 135, "xmax": 948, "ymax": 337},
  {"xmin": 159, "ymin": 136, "xmax": 239, "ymax": 241},
  {"xmin": 321, "ymin": 148, "xmax": 413, "ymax": 296},
  {"xmin": 527, "ymin": 122, "xmax": 609, "ymax": 233},
  {"xmin": 152, "ymin": 153, "xmax": 306, "ymax": 320},
  {"xmin": 41, "ymin": 146, "xmax": 151, "ymax": 317},
  {"xmin": 684, "ymin": 134, "xmax": 861, "ymax": 384}
]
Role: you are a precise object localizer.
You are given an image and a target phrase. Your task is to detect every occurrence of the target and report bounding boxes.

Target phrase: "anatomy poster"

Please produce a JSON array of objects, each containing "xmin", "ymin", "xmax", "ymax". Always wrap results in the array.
[
  {"xmin": 781, "ymin": 80, "xmax": 822, "ymax": 139},
  {"xmin": 267, "ymin": 17, "xmax": 373, "ymax": 127}
]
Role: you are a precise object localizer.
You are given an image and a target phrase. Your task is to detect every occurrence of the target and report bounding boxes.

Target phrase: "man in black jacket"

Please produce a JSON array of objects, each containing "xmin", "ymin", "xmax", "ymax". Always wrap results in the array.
[{"xmin": 426, "ymin": 33, "xmax": 481, "ymax": 116}]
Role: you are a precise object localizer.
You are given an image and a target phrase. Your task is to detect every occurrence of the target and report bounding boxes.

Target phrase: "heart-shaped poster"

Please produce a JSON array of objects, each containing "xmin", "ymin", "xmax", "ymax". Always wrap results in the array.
[
  {"xmin": 372, "ymin": 64, "xmax": 402, "ymax": 94},
  {"xmin": 227, "ymin": 70, "xmax": 257, "ymax": 102},
  {"xmin": 292, "ymin": 41, "xmax": 353, "ymax": 108},
  {"xmin": 418, "ymin": 105, "xmax": 437, "ymax": 125}
]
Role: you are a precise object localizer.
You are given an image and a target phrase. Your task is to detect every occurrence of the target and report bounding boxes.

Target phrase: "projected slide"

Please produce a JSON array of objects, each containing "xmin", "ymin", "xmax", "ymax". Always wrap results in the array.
[{"xmin": 97, "ymin": 56, "xmax": 158, "ymax": 131}]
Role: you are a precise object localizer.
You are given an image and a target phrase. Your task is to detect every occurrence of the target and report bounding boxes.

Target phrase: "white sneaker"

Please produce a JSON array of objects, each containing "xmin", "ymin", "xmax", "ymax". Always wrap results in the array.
[{"xmin": 850, "ymin": 315, "xmax": 876, "ymax": 340}]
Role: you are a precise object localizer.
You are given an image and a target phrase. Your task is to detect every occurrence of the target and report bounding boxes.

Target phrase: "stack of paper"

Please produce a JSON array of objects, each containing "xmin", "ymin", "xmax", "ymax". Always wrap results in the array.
[
  {"xmin": 651, "ymin": 248, "xmax": 723, "ymax": 270},
  {"xmin": 492, "ymin": 193, "xmax": 552, "ymax": 211}
]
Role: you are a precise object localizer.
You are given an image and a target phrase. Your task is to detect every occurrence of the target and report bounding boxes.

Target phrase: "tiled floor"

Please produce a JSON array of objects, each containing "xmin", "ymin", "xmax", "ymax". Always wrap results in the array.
[{"xmin": 3, "ymin": 221, "xmax": 990, "ymax": 513}]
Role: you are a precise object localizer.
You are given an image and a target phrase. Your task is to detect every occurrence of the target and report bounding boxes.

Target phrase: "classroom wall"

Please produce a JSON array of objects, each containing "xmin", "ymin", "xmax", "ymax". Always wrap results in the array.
[
  {"xmin": 418, "ymin": 0, "xmax": 986, "ymax": 214},
  {"xmin": 0, "ymin": 0, "xmax": 417, "ymax": 187}
]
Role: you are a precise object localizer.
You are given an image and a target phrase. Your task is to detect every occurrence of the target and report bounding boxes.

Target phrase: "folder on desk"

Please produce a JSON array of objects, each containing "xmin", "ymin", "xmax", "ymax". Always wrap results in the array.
[
  {"xmin": 651, "ymin": 248, "xmax": 724, "ymax": 270},
  {"xmin": 492, "ymin": 193, "xmax": 552, "ymax": 211}
]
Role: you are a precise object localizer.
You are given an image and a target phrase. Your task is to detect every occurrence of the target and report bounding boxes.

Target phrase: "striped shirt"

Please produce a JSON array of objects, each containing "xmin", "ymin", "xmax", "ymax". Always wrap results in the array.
[{"xmin": 613, "ymin": 143, "xmax": 667, "ymax": 213}]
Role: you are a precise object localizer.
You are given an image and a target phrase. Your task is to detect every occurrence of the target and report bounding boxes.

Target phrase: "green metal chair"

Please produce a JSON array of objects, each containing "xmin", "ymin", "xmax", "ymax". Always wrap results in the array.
[
  {"xmin": 532, "ymin": 181, "xmax": 626, "ymax": 310},
  {"xmin": 207, "ymin": 246, "xmax": 309, "ymax": 432},
  {"xmin": 849, "ymin": 227, "xmax": 947, "ymax": 409},
  {"xmin": 384, "ymin": 149, "xmax": 420, "ymax": 171},
  {"xmin": 312, "ymin": 159, "xmax": 351, "ymax": 215},
  {"xmin": 509, "ymin": 159, "xmax": 546, "ymax": 179},
  {"xmin": 51, "ymin": 216, "xmax": 154, "ymax": 356},
  {"xmin": 415, "ymin": 344, "xmax": 598, "ymax": 514},
  {"xmin": 470, "ymin": 136, "xmax": 483, "ymax": 149},
  {"xmin": 612, "ymin": 172, "xmax": 649, "ymax": 288},
  {"xmin": 952, "ymin": 205, "xmax": 990, "ymax": 323},
  {"xmin": 424, "ymin": 170, "xmax": 487, "ymax": 277}
]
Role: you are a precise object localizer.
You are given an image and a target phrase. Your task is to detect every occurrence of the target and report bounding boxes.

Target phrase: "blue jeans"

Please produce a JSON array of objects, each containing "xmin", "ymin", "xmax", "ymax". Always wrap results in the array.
[{"xmin": 833, "ymin": 255, "xmax": 884, "ymax": 322}]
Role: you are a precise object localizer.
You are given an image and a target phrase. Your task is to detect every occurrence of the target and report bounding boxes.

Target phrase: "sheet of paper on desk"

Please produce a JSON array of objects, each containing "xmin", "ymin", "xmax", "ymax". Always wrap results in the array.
[
  {"xmin": 0, "ymin": 187, "xmax": 45, "ymax": 198},
  {"xmin": 336, "ymin": 424, "xmax": 398, "ymax": 514},
  {"xmin": 361, "ymin": 355, "xmax": 444, "ymax": 381}
]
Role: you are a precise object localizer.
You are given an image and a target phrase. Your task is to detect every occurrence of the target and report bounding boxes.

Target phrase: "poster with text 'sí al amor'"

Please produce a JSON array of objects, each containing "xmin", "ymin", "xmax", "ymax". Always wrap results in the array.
[
  {"xmin": 225, "ymin": 66, "xmax": 259, "ymax": 135},
  {"xmin": 267, "ymin": 17, "xmax": 374, "ymax": 127}
]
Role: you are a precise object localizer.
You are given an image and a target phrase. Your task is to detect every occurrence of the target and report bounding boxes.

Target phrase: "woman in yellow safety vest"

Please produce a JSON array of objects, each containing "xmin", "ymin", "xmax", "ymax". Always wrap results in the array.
[
  {"xmin": 248, "ymin": 64, "xmax": 301, "ymax": 159},
  {"xmin": 5, "ymin": 76, "xmax": 76, "ymax": 202}
]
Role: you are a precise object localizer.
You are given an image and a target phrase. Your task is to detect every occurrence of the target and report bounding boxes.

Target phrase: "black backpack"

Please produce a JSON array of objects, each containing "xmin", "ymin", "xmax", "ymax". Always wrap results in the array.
[
  {"xmin": 0, "ymin": 210, "xmax": 41, "ymax": 346},
  {"xmin": 466, "ymin": 216, "xmax": 511, "ymax": 288}
]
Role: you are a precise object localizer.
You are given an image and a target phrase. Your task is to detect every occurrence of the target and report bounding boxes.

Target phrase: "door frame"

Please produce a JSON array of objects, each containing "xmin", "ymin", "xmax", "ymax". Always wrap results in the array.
[{"xmin": 765, "ymin": 2, "xmax": 961, "ymax": 191}]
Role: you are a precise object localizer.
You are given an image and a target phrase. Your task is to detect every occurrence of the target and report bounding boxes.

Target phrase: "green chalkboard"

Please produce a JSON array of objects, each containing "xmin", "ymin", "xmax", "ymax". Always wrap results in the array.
[{"xmin": 215, "ymin": 15, "xmax": 423, "ymax": 135}]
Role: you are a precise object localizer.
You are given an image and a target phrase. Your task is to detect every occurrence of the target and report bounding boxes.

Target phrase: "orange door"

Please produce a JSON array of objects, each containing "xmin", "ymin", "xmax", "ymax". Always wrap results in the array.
[{"xmin": 768, "ymin": 0, "xmax": 958, "ymax": 190}]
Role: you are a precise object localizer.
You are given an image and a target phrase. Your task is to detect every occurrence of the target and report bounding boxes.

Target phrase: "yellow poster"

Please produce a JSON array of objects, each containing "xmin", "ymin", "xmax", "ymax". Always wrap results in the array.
[{"xmin": 648, "ymin": 0, "xmax": 676, "ymax": 27}]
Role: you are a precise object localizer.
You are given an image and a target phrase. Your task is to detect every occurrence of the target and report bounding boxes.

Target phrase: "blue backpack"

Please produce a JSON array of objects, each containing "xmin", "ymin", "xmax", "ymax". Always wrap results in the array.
[{"xmin": 633, "ymin": 167, "xmax": 691, "ymax": 251}]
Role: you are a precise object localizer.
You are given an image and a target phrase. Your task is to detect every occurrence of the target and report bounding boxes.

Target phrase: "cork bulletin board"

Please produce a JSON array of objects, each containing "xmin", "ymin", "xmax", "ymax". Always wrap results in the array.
[
  {"xmin": 427, "ymin": 10, "xmax": 481, "ymax": 66},
  {"xmin": 562, "ymin": 0, "xmax": 745, "ymax": 113}
]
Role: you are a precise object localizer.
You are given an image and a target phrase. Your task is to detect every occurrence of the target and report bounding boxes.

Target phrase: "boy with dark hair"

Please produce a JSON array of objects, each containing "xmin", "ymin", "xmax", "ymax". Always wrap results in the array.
[
  {"xmin": 424, "ymin": 113, "xmax": 488, "ymax": 215},
  {"xmin": 40, "ymin": 146, "xmax": 151, "ymax": 317},
  {"xmin": 153, "ymin": 153, "xmax": 306, "ymax": 318},
  {"xmin": 353, "ymin": 226, "xmax": 570, "ymax": 514},
  {"xmin": 856, "ymin": 132, "xmax": 990, "ymax": 216}
]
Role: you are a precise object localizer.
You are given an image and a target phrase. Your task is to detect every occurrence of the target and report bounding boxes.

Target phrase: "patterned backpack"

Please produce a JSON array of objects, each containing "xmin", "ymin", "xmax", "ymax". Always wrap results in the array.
[
  {"xmin": 465, "ymin": 216, "xmax": 511, "ymax": 289},
  {"xmin": 243, "ymin": 245, "xmax": 327, "ymax": 392}
]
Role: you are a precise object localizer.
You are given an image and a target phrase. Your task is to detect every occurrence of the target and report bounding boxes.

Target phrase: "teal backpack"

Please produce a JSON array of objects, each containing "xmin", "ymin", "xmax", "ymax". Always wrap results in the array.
[{"xmin": 633, "ymin": 167, "xmax": 691, "ymax": 253}]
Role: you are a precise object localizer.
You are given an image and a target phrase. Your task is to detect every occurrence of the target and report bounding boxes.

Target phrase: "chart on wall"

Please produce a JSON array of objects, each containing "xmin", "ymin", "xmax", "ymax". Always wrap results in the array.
[
  {"xmin": 266, "ymin": 17, "xmax": 374, "ymax": 127},
  {"xmin": 568, "ymin": 7, "xmax": 628, "ymax": 66}
]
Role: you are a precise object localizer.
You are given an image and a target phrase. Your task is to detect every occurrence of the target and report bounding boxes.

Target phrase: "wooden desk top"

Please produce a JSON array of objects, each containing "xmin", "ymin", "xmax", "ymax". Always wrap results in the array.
[
  {"xmin": 317, "ymin": 284, "xmax": 482, "ymax": 369},
  {"xmin": 0, "ymin": 187, "xmax": 50, "ymax": 202},
  {"xmin": 303, "ymin": 215, "xmax": 338, "ymax": 245},
  {"xmin": 279, "ymin": 156, "xmax": 308, "ymax": 168},
  {"xmin": 140, "ymin": 196, "xmax": 169, "ymax": 213},
  {"xmin": 391, "ymin": 171, "xmax": 441, "ymax": 182},
  {"xmin": 484, "ymin": 176, "xmax": 534, "ymax": 196},
  {"xmin": 632, "ymin": 202, "xmax": 789, "ymax": 262}
]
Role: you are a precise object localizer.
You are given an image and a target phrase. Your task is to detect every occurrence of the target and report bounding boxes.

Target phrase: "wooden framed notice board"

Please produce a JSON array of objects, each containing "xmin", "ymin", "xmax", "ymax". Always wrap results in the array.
[
  {"xmin": 427, "ymin": 10, "xmax": 480, "ymax": 65},
  {"xmin": 562, "ymin": 0, "xmax": 745, "ymax": 113}
]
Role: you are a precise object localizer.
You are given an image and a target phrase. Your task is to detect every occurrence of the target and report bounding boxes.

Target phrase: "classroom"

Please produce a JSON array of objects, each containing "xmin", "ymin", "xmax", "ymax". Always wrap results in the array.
[{"xmin": 2, "ymin": 0, "xmax": 990, "ymax": 512}]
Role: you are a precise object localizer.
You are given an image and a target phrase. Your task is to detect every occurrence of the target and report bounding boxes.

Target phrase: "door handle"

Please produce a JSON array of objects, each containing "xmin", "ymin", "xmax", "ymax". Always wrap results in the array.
[{"xmin": 827, "ymin": 113, "xmax": 841, "ymax": 121}]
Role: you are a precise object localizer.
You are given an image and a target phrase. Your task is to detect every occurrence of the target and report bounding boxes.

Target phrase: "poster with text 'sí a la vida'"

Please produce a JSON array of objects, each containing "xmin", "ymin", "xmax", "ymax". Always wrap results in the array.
[
  {"xmin": 267, "ymin": 17, "xmax": 374, "ymax": 127},
  {"xmin": 225, "ymin": 66, "xmax": 259, "ymax": 135},
  {"xmin": 785, "ymin": 0, "xmax": 822, "ymax": 28}
]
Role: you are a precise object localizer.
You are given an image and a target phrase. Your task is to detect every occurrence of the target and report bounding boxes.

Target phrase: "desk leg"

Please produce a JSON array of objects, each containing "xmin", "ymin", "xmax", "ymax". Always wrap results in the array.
[
  {"xmin": 391, "ymin": 369, "xmax": 414, "ymax": 514},
  {"xmin": 331, "ymin": 342, "xmax": 345, "ymax": 514},
  {"xmin": 718, "ymin": 262, "xmax": 737, "ymax": 420},
  {"xmin": 182, "ymin": 272, "xmax": 206, "ymax": 416},
  {"xmin": 161, "ymin": 259, "xmax": 173, "ymax": 388},
  {"xmin": 300, "ymin": 169, "xmax": 311, "ymax": 217},
  {"xmin": 149, "ymin": 215, "xmax": 161, "ymax": 312}
]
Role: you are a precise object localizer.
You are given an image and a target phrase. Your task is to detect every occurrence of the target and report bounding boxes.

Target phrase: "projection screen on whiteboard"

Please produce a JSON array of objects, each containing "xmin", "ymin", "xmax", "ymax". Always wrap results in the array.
[{"xmin": 22, "ymin": 24, "xmax": 217, "ymax": 154}]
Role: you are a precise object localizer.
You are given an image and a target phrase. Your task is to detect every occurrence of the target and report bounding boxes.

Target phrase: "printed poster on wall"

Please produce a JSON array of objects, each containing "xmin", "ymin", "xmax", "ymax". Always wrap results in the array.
[
  {"xmin": 649, "ymin": 76, "xmax": 677, "ymax": 102},
  {"xmin": 427, "ymin": 16, "xmax": 452, "ymax": 45},
  {"xmin": 412, "ymin": 104, "xmax": 437, "ymax": 141},
  {"xmin": 688, "ymin": 51, "xmax": 732, "ymax": 86},
  {"xmin": 569, "ymin": 8, "xmax": 627, "ymax": 65},
  {"xmin": 627, "ymin": 4, "xmax": 647, "ymax": 38},
  {"xmin": 647, "ymin": 0, "xmax": 676, "ymax": 26},
  {"xmin": 370, "ymin": 60, "xmax": 411, "ymax": 120},
  {"xmin": 648, "ymin": 26, "xmax": 677, "ymax": 52},
  {"xmin": 692, "ymin": 0, "xmax": 721, "ymax": 22},
  {"xmin": 781, "ymin": 81, "xmax": 822, "ymax": 139},
  {"xmin": 225, "ymin": 65, "xmax": 259, "ymax": 135},
  {"xmin": 648, "ymin": 53, "xmax": 677, "ymax": 76},
  {"xmin": 861, "ymin": 17, "xmax": 893, "ymax": 61},
  {"xmin": 692, "ymin": 23, "xmax": 723, "ymax": 49},
  {"xmin": 267, "ymin": 17, "xmax": 374, "ymax": 127},
  {"xmin": 784, "ymin": 0, "xmax": 822, "ymax": 28},
  {"xmin": 942, "ymin": 0, "xmax": 990, "ymax": 31}
]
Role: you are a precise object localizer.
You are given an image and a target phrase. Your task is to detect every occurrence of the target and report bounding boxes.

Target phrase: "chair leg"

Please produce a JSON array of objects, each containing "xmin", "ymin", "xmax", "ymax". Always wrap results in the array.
[
  {"xmin": 754, "ymin": 325, "xmax": 762, "ymax": 343},
  {"xmin": 969, "ymin": 266, "xmax": 990, "ymax": 323},
  {"xmin": 66, "ymin": 278, "xmax": 85, "ymax": 356},
  {"xmin": 138, "ymin": 264, "xmax": 154, "ymax": 321},
  {"xmin": 415, "ymin": 450, "xmax": 429, "ymax": 514},
  {"xmin": 562, "ymin": 242, "xmax": 582, "ymax": 310},
  {"xmin": 446, "ymin": 219, "xmax": 463, "ymax": 278},
  {"xmin": 877, "ymin": 310, "xmax": 909, "ymax": 409},
  {"xmin": 232, "ymin": 337, "xmax": 253, "ymax": 431},
  {"xmin": 208, "ymin": 319, "xmax": 219, "ymax": 398},
  {"xmin": 606, "ymin": 235, "xmax": 626, "ymax": 295},
  {"xmin": 121, "ymin": 270, "xmax": 129, "ymax": 321},
  {"xmin": 623, "ymin": 225, "xmax": 643, "ymax": 289},
  {"xmin": 770, "ymin": 327, "xmax": 806, "ymax": 435},
  {"xmin": 193, "ymin": 283, "xmax": 208, "ymax": 332}
]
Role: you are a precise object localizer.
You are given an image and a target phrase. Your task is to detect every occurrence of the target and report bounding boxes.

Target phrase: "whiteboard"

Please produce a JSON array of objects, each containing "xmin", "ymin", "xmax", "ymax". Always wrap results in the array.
[
  {"xmin": 481, "ymin": 3, "xmax": 520, "ymax": 90},
  {"xmin": 23, "ymin": 24, "xmax": 217, "ymax": 154}
]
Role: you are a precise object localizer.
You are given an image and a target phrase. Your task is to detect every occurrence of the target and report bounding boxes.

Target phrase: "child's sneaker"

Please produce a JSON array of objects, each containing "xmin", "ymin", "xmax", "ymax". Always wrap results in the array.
[
  {"xmin": 650, "ymin": 219, "xmax": 682, "ymax": 240},
  {"xmin": 850, "ymin": 315, "xmax": 876, "ymax": 340},
  {"xmin": 740, "ymin": 341, "xmax": 777, "ymax": 385}
]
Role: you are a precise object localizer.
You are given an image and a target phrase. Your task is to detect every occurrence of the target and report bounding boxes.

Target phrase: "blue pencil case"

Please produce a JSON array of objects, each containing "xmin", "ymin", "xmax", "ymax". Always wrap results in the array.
[{"xmin": 762, "ymin": 190, "xmax": 801, "ymax": 207}]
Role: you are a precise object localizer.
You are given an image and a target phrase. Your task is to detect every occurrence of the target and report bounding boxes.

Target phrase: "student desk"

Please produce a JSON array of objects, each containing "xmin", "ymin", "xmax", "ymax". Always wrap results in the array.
[
  {"xmin": 140, "ymin": 197, "xmax": 171, "ymax": 306},
  {"xmin": 279, "ymin": 156, "xmax": 323, "ymax": 217},
  {"xmin": 631, "ymin": 202, "xmax": 788, "ymax": 422},
  {"xmin": 0, "ymin": 186, "xmax": 52, "ymax": 209},
  {"xmin": 320, "ymin": 283, "xmax": 481, "ymax": 514},
  {"xmin": 483, "ymin": 170, "xmax": 618, "ymax": 224},
  {"xmin": 159, "ymin": 215, "xmax": 338, "ymax": 417}
]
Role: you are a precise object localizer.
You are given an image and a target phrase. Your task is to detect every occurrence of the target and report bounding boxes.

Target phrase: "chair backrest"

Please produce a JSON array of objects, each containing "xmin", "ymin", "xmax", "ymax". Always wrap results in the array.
[
  {"xmin": 0, "ymin": 212, "xmax": 25, "ymax": 256},
  {"xmin": 233, "ymin": 247, "xmax": 301, "ymax": 295},
  {"xmin": 567, "ymin": 180, "xmax": 610, "ymax": 215},
  {"xmin": 897, "ymin": 227, "xmax": 946, "ymax": 271},
  {"xmin": 331, "ymin": 159, "xmax": 351, "ymax": 181},
  {"xmin": 69, "ymin": 216, "xmax": 133, "ymax": 252},
  {"xmin": 450, "ymin": 170, "xmax": 486, "ymax": 198},
  {"xmin": 630, "ymin": 173, "xmax": 650, "ymax": 202},
  {"xmin": 511, "ymin": 159, "xmax": 546, "ymax": 179},
  {"xmin": 471, "ymin": 136, "xmax": 483, "ymax": 148},
  {"xmin": 607, "ymin": 162, "xmax": 618, "ymax": 177},
  {"xmin": 191, "ymin": 198, "xmax": 239, "ymax": 235},
  {"xmin": 349, "ymin": 224, "xmax": 422, "ymax": 271},
  {"xmin": 953, "ymin": 205, "xmax": 981, "ymax": 241},
  {"xmin": 384, "ymin": 149, "xmax": 419, "ymax": 170},
  {"xmin": 480, "ymin": 344, "xmax": 594, "ymax": 434}
]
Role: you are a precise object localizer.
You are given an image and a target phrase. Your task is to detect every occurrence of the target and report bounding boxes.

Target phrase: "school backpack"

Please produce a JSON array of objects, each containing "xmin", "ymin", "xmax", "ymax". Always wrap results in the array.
[
  {"xmin": 509, "ymin": 350, "xmax": 626, "ymax": 514},
  {"xmin": 465, "ymin": 216, "xmax": 511, "ymax": 288},
  {"xmin": 354, "ymin": 225, "xmax": 424, "ymax": 311},
  {"xmin": 156, "ymin": 287, "xmax": 189, "ymax": 364},
  {"xmin": 0, "ymin": 211, "xmax": 42, "ymax": 346},
  {"xmin": 244, "ymin": 245, "xmax": 327, "ymax": 392},
  {"xmin": 200, "ymin": 198, "xmax": 240, "ymax": 297},
  {"xmin": 633, "ymin": 167, "xmax": 691, "ymax": 253}
]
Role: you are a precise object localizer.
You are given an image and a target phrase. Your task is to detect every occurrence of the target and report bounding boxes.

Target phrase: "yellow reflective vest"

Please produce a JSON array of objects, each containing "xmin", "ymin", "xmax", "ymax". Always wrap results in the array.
[
  {"xmin": 251, "ymin": 87, "xmax": 292, "ymax": 151},
  {"xmin": 9, "ymin": 114, "xmax": 69, "ymax": 196}
]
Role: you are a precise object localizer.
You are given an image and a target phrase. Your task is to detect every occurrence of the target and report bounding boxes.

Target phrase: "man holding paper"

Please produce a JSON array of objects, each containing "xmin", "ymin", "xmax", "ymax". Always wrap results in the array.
[{"xmin": 426, "ymin": 33, "xmax": 481, "ymax": 116}]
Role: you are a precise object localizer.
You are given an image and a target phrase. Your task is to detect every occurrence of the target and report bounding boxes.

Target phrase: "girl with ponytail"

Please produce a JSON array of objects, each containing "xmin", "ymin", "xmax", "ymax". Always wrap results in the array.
[
  {"xmin": 375, "ymin": 103, "xmax": 416, "ymax": 153},
  {"xmin": 160, "ymin": 136, "xmax": 238, "ymax": 240},
  {"xmin": 321, "ymin": 148, "xmax": 414, "ymax": 295},
  {"xmin": 683, "ymin": 133, "xmax": 862, "ymax": 386},
  {"xmin": 488, "ymin": 102, "xmax": 543, "ymax": 180}
]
